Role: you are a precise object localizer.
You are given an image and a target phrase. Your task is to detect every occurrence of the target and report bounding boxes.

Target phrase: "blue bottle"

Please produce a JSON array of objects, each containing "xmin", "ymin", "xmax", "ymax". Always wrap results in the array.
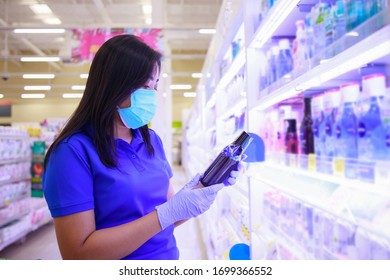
[
  {"xmin": 324, "ymin": 89, "xmax": 341, "ymax": 158},
  {"xmin": 358, "ymin": 73, "xmax": 386, "ymax": 161},
  {"xmin": 312, "ymin": 94, "xmax": 326, "ymax": 157},
  {"xmin": 277, "ymin": 39, "xmax": 293, "ymax": 79},
  {"xmin": 346, "ymin": 0, "xmax": 366, "ymax": 31},
  {"xmin": 338, "ymin": 83, "xmax": 360, "ymax": 159},
  {"xmin": 333, "ymin": 0, "xmax": 346, "ymax": 41}
]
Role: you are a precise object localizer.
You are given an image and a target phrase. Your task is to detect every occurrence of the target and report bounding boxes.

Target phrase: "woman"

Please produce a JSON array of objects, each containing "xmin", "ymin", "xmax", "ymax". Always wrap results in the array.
[{"xmin": 43, "ymin": 34, "xmax": 242, "ymax": 260}]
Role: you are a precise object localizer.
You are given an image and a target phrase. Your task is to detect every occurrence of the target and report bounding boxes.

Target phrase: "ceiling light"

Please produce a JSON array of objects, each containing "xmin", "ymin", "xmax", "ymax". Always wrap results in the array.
[
  {"xmin": 21, "ymin": 57, "xmax": 60, "ymax": 62},
  {"xmin": 23, "ymin": 74, "xmax": 55, "ymax": 79},
  {"xmin": 72, "ymin": 85, "xmax": 86, "ymax": 90},
  {"xmin": 43, "ymin": 18, "xmax": 62, "ymax": 25},
  {"xmin": 24, "ymin": 85, "xmax": 51, "ymax": 90},
  {"xmin": 80, "ymin": 74, "xmax": 89, "ymax": 79},
  {"xmin": 183, "ymin": 92, "xmax": 197, "ymax": 97},
  {"xmin": 142, "ymin": 5, "xmax": 152, "ymax": 14},
  {"xmin": 199, "ymin": 29, "xmax": 216, "ymax": 34},
  {"xmin": 14, "ymin": 28, "xmax": 66, "ymax": 34},
  {"xmin": 0, "ymin": 94, "xmax": 4, "ymax": 99},
  {"xmin": 30, "ymin": 4, "xmax": 53, "ymax": 14},
  {"xmin": 21, "ymin": 93, "xmax": 46, "ymax": 99},
  {"xmin": 170, "ymin": 84, "xmax": 192, "ymax": 90},
  {"xmin": 162, "ymin": 73, "xmax": 168, "ymax": 78},
  {"xmin": 191, "ymin": 73, "xmax": 203, "ymax": 78},
  {"xmin": 63, "ymin": 93, "xmax": 83, "ymax": 99}
]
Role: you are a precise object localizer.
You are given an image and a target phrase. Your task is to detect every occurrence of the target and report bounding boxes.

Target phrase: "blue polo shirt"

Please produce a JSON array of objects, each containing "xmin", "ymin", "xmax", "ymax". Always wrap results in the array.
[{"xmin": 42, "ymin": 127, "xmax": 178, "ymax": 260}]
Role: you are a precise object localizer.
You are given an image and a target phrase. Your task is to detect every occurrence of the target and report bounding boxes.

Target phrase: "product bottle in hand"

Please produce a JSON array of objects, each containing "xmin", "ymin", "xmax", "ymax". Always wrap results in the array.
[{"xmin": 201, "ymin": 131, "xmax": 253, "ymax": 187}]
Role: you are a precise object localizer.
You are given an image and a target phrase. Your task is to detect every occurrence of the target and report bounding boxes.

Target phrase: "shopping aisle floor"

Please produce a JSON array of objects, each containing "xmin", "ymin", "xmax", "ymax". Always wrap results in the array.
[{"xmin": 0, "ymin": 165, "xmax": 207, "ymax": 260}]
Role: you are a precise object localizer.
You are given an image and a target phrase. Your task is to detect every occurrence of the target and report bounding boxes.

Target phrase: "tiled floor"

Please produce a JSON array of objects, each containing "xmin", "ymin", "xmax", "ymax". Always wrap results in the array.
[{"xmin": 0, "ymin": 165, "xmax": 207, "ymax": 260}]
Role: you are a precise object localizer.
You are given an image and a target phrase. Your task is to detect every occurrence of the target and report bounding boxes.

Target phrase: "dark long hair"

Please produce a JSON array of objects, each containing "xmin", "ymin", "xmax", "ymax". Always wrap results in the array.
[{"xmin": 44, "ymin": 34, "xmax": 162, "ymax": 168}]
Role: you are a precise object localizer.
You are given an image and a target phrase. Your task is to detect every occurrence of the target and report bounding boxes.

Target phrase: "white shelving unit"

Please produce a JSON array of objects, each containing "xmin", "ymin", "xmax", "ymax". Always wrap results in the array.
[
  {"xmin": 0, "ymin": 127, "xmax": 51, "ymax": 252},
  {"xmin": 184, "ymin": 0, "xmax": 390, "ymax": 260}
]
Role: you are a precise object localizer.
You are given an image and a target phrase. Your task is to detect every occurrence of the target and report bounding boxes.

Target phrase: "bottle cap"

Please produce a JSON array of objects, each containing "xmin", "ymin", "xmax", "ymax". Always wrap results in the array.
[
  {"xmin": 271, "ymin": 45, "xmax": 279, "ymax": 55},
  {"xmin": 312, "ymin": 94, "xmax": 324, "ymax": 110},
  {"xmin": 341, "ymin": 82, "xmax": 360, "ymax": 103},
  {"xmin": 362, "ymin": 73, "xmax": 386, "ymax": 97},
  {"xmin": 296, "ymin": 19, "xmax": 305, "ymax": 28},
  {"xmin": 278, "ymin": 39, "xmax": 290, "ymax": 50}
]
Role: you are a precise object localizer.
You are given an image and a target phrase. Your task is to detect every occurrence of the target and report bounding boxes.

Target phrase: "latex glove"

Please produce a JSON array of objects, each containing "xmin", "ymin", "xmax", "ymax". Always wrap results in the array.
[
  {"xmin": 224, "ymin": 154, "xmax": 247, "ymax": 186},
  {"xmin": 156, "ymin": 173, "xmax": 224, "ymax": 230}
]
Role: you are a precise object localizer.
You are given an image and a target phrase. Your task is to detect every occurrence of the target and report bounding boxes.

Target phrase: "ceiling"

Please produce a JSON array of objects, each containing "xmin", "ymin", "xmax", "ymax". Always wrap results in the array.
[{"xmin": 0, "ymin": 0, "xmax": 223, "ymax": 104}]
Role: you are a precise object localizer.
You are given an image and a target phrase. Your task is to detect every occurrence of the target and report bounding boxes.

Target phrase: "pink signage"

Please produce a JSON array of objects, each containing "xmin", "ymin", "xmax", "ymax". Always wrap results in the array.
[{"xmin": 71, "ymin": 28, "xmax": 163, "ymax": 63}]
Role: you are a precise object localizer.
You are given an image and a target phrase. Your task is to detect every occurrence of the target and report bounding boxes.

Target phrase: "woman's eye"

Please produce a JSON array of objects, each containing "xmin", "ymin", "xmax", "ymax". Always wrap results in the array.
[{"xmin": 143, "ymin": 85, "xmax": 150, "ymax": 89}]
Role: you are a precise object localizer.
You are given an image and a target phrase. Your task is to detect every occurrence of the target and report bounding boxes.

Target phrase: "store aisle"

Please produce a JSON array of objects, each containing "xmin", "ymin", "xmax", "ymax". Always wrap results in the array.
[{"xmin": 0, "ymin": 165, "xmax": 207, "ymax": 260}]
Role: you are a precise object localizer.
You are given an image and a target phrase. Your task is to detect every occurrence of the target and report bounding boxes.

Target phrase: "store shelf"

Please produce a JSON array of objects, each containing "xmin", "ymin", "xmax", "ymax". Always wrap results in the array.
[
  {"xmin": 217, "ymin": 48, "xmax": 246, "ymax": 90},
  {"xmin": 0, "ymin": 157, "xmax": 32, "ymax": 166},
  {"xmin": 249, "ymin": 22, "xmax": 390, "ymax": 111},
  {"xmin": 216, "ymin": 98, "xmax": 247, "ymax": 122},
  {"xmin": 0, "ymin": 176, "xmax": 32, "ymax": 187},
  {"xmin": 249, "ymin": 0, "xmax": 300, "ymax": 49}
]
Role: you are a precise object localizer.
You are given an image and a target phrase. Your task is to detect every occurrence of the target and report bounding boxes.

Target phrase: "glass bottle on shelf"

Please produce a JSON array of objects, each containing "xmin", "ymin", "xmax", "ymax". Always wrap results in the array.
[
  {"xmin": 285, "ymin": 119, "xmax": 298, "ymax": 154},
  {"xmin": 299, "ymin": 97, "xmax": 315, "ymax": 155}
]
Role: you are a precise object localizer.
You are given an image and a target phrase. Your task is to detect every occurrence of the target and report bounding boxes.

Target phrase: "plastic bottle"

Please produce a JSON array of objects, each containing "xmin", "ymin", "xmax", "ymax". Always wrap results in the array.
[
  {"xmin": 324, "ymin": 3, "xmax": 334, "ymax": 47},
  {"xmin": 277, "ymin": 39, "xmax": 293, "ymax": 79},
  {"xmin": 324, "ymin": 89, "xmax": 342, "ymax": 157},
  {"xmin": 285, "ymin": 119, "xmax": 298, "ymax": 154},
  {"xmin": 299, "ymin": 98, "xmax": 315, "ymax": 155},
  {"xmin": 358, "ymin": 73, "xmax": 386, "ymax": 161},
  {"xmin": 201, "ymin": 131, "xmax": 253, "ymax": 186},
  {"xmin": 270, "ymin": 45, "xmax": 279, "ymax": 84},
  {"xmin": 333, "ymin": 0, "xmax": 347, "ymax": 41},
  {"xmin": 294, "ymin": 20, "xmax": 307, "ymax": 69},
  {"xmin": 305, "ymin": 14, "xmax": 315, "ymax": 59},
  {"xmin": 312, "ymin": 94, "xmax": 326, "ymax": 156},
  {"xmin": 346, "ymin": 0, "xmax": 366, "ymax": 31},
  {"xmin": 312, "ymin": 3, "xmax": 327, "ymax": 56},
  {"xmin": 338, "ymin": 83, "xmax": 360, "ymax": 159},
  {"xmin": 384, "ymin": 87, "xmax": 390, "ymax": 160}
]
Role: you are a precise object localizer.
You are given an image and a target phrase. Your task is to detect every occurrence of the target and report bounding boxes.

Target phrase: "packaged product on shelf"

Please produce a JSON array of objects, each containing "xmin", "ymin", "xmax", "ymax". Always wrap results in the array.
[
  {"xmin": 324, "ymin": 89, "xmax": 341, "ymax": 158},
  {"xmin": 312, "ymin": 94, "xmax": 326, "ymax": 157},
  {"xmin": 276, "ymin": 39, "xmax": 293, "ymax": 79},
  {"xmin": 335, "ymin": 82, "xmax": 360, "ymax": 179},
  {"xmin": 358, "ymin": 73, "xmax": 386, "ymax": 162},
  {"xmin": 285, "ymin": 119, "xmax": 298, "ymax": 154},
  {"xmin": 346, "ymin": 0, "xmax": 367, "ymax": 31},
  {"xmin": 269, "ymin": 45, "xmax": 279, "ymax": 86},
  {"xmin": 304, "ymin": 14, "xmax": 315, "ymax": 60},
  {"xmin": 293, "ymin": 19, "xmax": 307, "ymax": 70},
  {"xmin": 312, "ymin": 3, "xmax": 327, "ymax": 56},
  {"xmin": 299, "ymin": 98, "xmax": 315, "ymax": 158},
  {"xmin": 333, "ymin": 0, "xmax": 347, "ymax": 41}
]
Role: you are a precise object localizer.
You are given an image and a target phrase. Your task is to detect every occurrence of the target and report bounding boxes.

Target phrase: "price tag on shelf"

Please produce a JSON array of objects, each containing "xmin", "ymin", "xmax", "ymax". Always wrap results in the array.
[
  {"xmin": 308, "ymin": 154, "xmax": 316, "ymax": 172},
  {"xmin": 375, "ymin": 161, "xmax": 390, "ymax": 187},
  {"xmin": 333, "ymin": 158, "xmax": 345, "ymax": 177}
]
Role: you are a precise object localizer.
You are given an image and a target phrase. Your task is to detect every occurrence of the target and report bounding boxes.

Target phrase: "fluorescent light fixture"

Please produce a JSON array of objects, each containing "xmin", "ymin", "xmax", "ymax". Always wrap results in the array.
[
  {"xmin": 183, "ymin": 92, "xmax": 197, "ymax": 97},
  {"xmin": 14, "ymin": 28, "xmax": 65, "ymax": 34},
  {"xmin": 199, "ymin": 29, "xmax": 216, "ymax": 34},
  {"xmin": 63, "ymin": 93, "xmax": 83, "ymax": 98},
  {"xmin": 142, "ymin": 5, "xmax": 152, "ymax": 14},
  {"xmin": 80, "ymin": 74, "xmax": 89, "ymax": 79},
  {"xmin": 191, "ymin": 73, "xmax": 203, "ymax": 78},
  {"xmin": 43, "ymin": 18, "xmax": 62, "ymax": 25},
  {"xmin": 72, "ymin": 85, "xmax": 86, "ymax": 90},
  {"xmin": 162, "ymin": 73, "xmax": 168, "ymax": 78},
  {"xmin": 24, "ymin": 85, "xmax": 51, "ymax": 91},
  {"xmin": 346, "ymin": 31, "xmax": 359, "ymax": 37},
  {"xmin": 23, "ymin": 74, "xmax": 55, "ymax": 79},
  {"xmin": 21, "ymin": 56, "xmax": 60, "ymax": 62},
  {"xmin": 170, "ymin": 84, "xmax": 192, "ymax": 90},
  {"xmin": 0, "ymin": 94, "xmax": 4, "ymax": 98},
  {"xmin": 21, "ymin": 93, "xmax": 46, "ymax": 99},
  {"xmin": 30, "ymin": 4, "xmax": 52, "ymax": 14}
]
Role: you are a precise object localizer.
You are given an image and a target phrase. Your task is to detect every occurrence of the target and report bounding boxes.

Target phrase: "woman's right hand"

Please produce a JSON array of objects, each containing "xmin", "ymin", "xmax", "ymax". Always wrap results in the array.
[{"xmin": 155, "ymin": 174, "xmax": 224, "ymax": 230}]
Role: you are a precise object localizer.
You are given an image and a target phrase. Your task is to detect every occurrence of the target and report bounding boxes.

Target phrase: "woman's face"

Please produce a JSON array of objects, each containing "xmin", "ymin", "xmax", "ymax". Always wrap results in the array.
[{"xmin": 118, "ymin": 65, "xmax": 160, "ymax": 109}]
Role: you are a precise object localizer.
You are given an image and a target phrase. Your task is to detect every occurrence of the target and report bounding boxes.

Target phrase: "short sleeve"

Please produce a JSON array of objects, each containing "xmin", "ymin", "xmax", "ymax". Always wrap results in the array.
[
  {"xmin": 42, "ymin": 141, "xmax": 94, "ymax": 217},
  {"xmin": 150, "ymin": 129, "xmax": 173, "ymax": 178}
]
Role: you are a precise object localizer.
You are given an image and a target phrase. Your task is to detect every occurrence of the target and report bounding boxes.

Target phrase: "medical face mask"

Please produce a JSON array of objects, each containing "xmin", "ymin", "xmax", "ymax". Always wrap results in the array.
[{"xmin": 117, "ymin": 88, "xmax": 157, "ymax": 129}]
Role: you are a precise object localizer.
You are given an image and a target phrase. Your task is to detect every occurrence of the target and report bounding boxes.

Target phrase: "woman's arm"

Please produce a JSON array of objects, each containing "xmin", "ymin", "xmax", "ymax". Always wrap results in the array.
[{"xmin": 53, "ymin": 209, "xmax": 161, "ymax": 260}]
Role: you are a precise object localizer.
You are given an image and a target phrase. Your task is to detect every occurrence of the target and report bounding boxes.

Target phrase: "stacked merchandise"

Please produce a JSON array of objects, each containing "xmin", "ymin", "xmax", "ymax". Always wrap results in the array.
[{"xmin": 0, "ymin": 126, "xmax": 51, "ymax": 252}]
